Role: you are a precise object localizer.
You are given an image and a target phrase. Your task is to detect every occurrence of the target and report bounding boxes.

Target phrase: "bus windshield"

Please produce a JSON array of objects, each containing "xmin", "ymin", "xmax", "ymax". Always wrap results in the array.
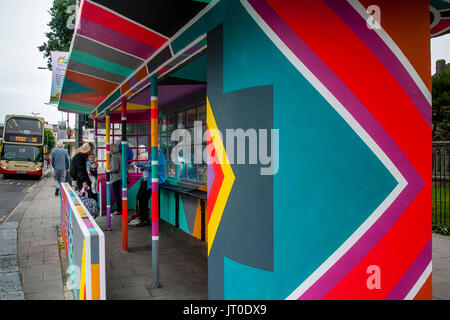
[
  {"xmin": 4, "ymin": 117, "xmax": 43, "ymax": 144},
  {"xmin": 1, "ymin": 144, "xmax": 43, "ymax": 162}
]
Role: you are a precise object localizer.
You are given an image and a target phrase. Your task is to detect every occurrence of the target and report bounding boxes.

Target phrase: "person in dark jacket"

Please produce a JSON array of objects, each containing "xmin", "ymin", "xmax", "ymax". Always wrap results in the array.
[{"xmin": 71, "ymin": 143, "xmax": 94, "ymax": 191}]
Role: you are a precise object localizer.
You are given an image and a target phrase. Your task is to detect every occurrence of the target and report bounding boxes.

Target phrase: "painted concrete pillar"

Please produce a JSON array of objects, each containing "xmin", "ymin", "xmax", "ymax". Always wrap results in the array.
[
  {"xmin": 150, "ymin": 75, "xmax": 159, "ymax": 288},
  {"xmin": 105, "ymin": 112, "xmax": 111, "ymax": 231},
  {"xmin": 121, "ymin": 97, "xmax": 128, "ymax": 251},
  {"xmin": 204, "ymin": 0, "xmax": 431, "ymax": 300}
]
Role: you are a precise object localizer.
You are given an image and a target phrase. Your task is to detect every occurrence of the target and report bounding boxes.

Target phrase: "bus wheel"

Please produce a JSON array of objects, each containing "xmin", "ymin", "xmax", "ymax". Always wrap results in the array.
[{"xmin": 3, "ymin": 174, "xmax": 11, "ymax": 179}]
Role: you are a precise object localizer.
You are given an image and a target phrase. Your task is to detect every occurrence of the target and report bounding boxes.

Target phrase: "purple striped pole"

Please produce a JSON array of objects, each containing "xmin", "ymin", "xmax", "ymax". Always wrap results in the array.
[{"xmin": 105, "ymin": 113, "xmax": 111, "ymax": 230}]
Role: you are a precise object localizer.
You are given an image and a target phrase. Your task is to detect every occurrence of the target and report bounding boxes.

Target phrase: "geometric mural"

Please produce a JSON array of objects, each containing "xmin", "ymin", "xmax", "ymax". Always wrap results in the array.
[{"xmin": 58, "ymin": 0, "xmax": 437, "ymax": 300}]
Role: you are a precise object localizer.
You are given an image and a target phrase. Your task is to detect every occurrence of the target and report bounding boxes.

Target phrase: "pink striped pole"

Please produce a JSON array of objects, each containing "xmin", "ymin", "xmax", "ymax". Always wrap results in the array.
[
  {"xmin": 121, "ymin": 97, "xmax": 128, "ymax": 251},
  {"xmin": 150, "ymin": 75, "xmax": 159, "ymax": 288}
]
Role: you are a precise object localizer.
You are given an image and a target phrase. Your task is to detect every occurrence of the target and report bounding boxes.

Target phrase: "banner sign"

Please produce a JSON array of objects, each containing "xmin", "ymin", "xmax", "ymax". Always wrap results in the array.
[{"xmin": 50, "ymin": 51, "xmax": 69, "ymax": 104}]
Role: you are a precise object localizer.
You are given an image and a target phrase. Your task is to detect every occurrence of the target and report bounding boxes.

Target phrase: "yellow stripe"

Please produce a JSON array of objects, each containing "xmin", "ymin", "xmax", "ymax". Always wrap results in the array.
[
  {"xmin": 192, "ymin": 199, "xmax": 202, "ymax": 240},
  {"xmin": 79, "ymin": 240, "xmax": 86, "ymax": 300},
  {"xmin": 206, "ymin": 97, "xmax": 235, "ymax": 255},
  {"xmin": 151, "ymin": 118, "xmax": 158, "ymax": 146},
  {"xmin": 75, "ymin": 205, "xmax": 85, "ymax": 214},
  {"xmin": 116, "ymin": 103, "xmax": 150, "ymax": 111}
]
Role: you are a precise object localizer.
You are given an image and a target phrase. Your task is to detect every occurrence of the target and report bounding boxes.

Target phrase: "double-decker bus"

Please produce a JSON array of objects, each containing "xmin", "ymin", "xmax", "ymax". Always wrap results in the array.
[{"xmin": 0, "ymin": 115, "xmax": 45, "ymax": 178}]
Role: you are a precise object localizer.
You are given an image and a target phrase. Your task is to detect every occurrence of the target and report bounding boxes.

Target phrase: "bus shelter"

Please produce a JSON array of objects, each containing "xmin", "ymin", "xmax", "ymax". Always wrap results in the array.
[{"xmin": 57, "ymin": 0, "xmax": 449, "ymax": 300}]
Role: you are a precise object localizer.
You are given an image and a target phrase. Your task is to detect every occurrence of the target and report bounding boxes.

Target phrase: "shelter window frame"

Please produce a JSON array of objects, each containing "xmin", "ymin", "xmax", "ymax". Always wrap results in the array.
[
  {"xmin": 96, "ymin": 121, "xmax": 149, "ymax": 172},
  {"xmin": 160, "ymin": 103, "xmax": 207, "ymax": 185}
]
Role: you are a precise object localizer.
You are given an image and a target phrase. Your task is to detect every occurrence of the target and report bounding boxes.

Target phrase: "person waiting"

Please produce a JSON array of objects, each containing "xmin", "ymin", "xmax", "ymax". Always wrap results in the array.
[
  {"xmin": 110, "ymin": 143, "xmax": 123, "ymax": 216},
  {"xmin": 129, "ymin": 147, "xmax": 166, "ymax": 227},
  {"xmin": 51, "ymin": 140, "xmax": 70, "ymax": 196}
]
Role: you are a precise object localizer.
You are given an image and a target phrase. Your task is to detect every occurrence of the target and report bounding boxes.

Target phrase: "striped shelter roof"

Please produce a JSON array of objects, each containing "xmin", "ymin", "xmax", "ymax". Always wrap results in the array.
[
  {"xmin": 431, "ymin": 0, "xmax": 450, "ymax": 38},
  {"xmin": 58, "ymin": 0, "xmax": 449, "ymax": 117},
  {"xmin": 58, "ymin": 0, "xmax": 212, "ymax": 116}
]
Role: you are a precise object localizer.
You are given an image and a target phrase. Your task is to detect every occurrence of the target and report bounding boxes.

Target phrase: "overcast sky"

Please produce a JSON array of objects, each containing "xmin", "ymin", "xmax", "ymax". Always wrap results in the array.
[{"xmin": 0, "ymin": 1, "xmax": 448, "ymax": 127}]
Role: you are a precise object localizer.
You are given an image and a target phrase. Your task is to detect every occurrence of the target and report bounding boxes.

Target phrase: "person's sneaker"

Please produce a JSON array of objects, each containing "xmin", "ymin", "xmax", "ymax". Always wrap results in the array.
[
  {"xmin": 134, "ymin": 221, "xmax": 150, "ymax": 227},
  {"xmin": 127, "ymin": 213, "xmax": 140, "ymax": 223},
  {"xmin": 112, "ymin": 211, "xmax": 122, "ymax": 216},
  {"xmin": 129, "ymin": 219, "xmax": 141, "ymax": 227}
]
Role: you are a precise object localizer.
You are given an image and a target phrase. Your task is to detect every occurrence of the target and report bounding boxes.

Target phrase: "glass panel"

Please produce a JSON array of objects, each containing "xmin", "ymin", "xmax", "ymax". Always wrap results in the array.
[
  {"xmin": 186, "ymin": 108, "xmax": 196, "ymax": 128},
  {"xmin": 138, "ymin": 136, "xmax": 148, "ymax": 149},
  {"xmin": 113, "ymin": 124, "xmax": 121, "ymax": 135},
  {"xmin": 161, "ymin": 118, "xmax": 167, "ymax": 132},
  {"xmin": 113, "ymin": 136, "xmax": 121, "ymax": 145},
  {"xmin": 167, "ymin": 115, "xmax": 175, "ymax": 131},
  {"xmin": 160, "ymin": 148, "xmax": 168, "ymax": 163},
  {"xmin": 127, "ymin": 136, "xmax": 137, "ymax": 149},
  {"xmin": 1, "ymin": 144, "xmax": 43, "ymax": 162},
  {"xmin": 97, "ymin": 136, "xmax": 106, "ymax": 148},
  {"xmin": 197, "ymin": 105, "xmax": 206, "ymax": 122},
  {"xmin": 126, "ymin": 124, "xmax": 136, "ymax": 135},
  {"xmin": 198, "ymin": 164, "xmax": 207, "ymax": 183},
  {"xmin": 177, "ymin": 111, "xmax": 185, "ymax": 129},
  {"xmin": 168, "ymin": 130, "xmax": 177, "ymax": 147},
  {"xmin": 167, "ymin": 161, "xmax": 176, "ymax": 178},
  {"xmin": 187, "ymin": 162, "xmax": 196, "ymax": 181},
  {"xmin": 177, "ymin": 164, "xmax": 186, "ymax": 179},
  {"xmin": 4, "ymin": 117, "xmax": 43, "ymax": 144},
  {"xmin": 97, "ymin": 161, "xmax": 106, "ymax": 173},
  {"xmin": 97, "ymin": 122, "xmax": 106, "ymax": 135},
  {"xmin": 98, "ymin": 148, "xmax": 106, "ymax": 160},
  {"xmin": 138, "ymin": 123, "xmax": 148, "ymax": 135},
  {"xmin": 160, "ymin": 134, "xmax": 167, "ymax": 147}
]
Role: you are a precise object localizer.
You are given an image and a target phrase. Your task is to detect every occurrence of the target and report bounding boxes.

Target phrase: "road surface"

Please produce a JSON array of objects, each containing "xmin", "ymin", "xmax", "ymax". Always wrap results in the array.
[{"xmin": 0, "ymin": 174, "xmax": 40, "ymax": 224}]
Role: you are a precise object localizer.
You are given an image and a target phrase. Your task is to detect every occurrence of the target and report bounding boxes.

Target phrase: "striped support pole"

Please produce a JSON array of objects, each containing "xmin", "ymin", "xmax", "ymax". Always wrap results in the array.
[
  {"xmin": 105, "ymin": 113, "xmax": 111, "ymax": 231},
  {"xmin": 94, "ymin": 118, "xmax": 101, "ymax": 211},
  {"xmin": 150, "ymin": 75, "xmax": 159, "ymax": 288},
  {"xmin": 121, "ymin": 97, "xmax": 128, "ymax": 251}
]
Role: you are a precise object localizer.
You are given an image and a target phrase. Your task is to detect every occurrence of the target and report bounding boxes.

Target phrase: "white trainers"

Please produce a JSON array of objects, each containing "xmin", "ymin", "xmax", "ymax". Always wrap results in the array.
[{"xmin": 128, "ymin": 219, "xmax": 141, "ymax": 227}]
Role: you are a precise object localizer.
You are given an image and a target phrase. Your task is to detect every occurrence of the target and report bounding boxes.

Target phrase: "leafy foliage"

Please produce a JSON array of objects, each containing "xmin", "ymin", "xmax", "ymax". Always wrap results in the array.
[
  {"xmin": 45, "ymin": 129, "xmax": 56, "ymax": 153},
  {"xmin": 432, "ymin": 69, "xmax": 450, "ymax": 141},
  {"xmin": 38, "ymin": 0, "xmax": 76, "ymax": 70}
]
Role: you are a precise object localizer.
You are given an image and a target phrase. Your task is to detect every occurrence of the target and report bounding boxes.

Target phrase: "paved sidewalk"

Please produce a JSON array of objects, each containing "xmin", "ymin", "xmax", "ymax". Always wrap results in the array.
[
  {"xmin": 432, "ymin": 233, "xmax": 450, "ymax": 300},
  {"xmin": 97, "ymin": 214, "xmax": 207, "ymax": 300},
  {"xmin": 5, "ymin": 170, "xmax": 65, "ymax": 300},
  {"xmin": 0, "ymin": 221, "xmax": 23, "ymax": 299}
]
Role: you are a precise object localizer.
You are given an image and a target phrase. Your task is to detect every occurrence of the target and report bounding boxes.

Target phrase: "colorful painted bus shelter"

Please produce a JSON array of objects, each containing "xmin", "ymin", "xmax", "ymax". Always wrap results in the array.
[{"xmin": 58, "ymin": 0, "xmax": 449, "ymax": 300}]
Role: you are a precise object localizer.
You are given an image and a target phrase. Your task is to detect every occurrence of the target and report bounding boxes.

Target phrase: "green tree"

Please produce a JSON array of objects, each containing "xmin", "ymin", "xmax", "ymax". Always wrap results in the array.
[
  {"xmin": 38, "ymin": 0, "xmax": 76, "ymax": 70},
  {"xmin": 45, "ymin": 129, "xmax": 56, "ymax": 153},
  {"xmin": 432, "ymin": 69, "xmax": 450, "ymax": 141}
]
